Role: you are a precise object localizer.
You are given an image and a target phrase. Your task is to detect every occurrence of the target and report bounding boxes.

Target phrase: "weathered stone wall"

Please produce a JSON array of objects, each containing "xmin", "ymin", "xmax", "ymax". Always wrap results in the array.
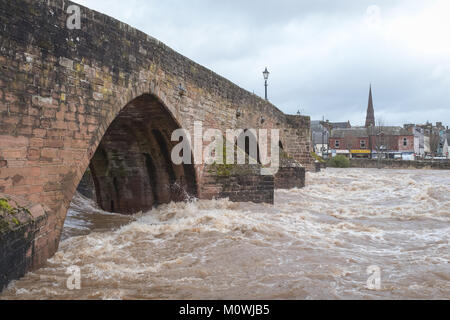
[
  {"xmin": 0, "ymin": 195, "xmax": 48, "ymax": 291},
  {"xmin": 202, "ymin": 165, "xmax": 274, "ymax": 204},
  {"xmin": 280, "ymin": 115, "xmax": 314, "ymax": 172},
  {"xmin": 274, "ymin": 157, "xmax": 306, "ymax": 189},
  {"xmin": 275, "ymin": 167, "xmax": 306, "ymax": 189},
  {"xmin": 0, "ymin": 0, "xmax": 314, "ymax": 285},
  {"xmin": 350, "ymin": 159, "xmax": 450, "ymax": 170}
]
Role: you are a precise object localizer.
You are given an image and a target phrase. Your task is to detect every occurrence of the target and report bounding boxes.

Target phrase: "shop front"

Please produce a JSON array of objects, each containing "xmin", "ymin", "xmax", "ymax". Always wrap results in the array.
[{"xmin": 350, "ymin": 150, "xmax": 371, "ymax": 159}]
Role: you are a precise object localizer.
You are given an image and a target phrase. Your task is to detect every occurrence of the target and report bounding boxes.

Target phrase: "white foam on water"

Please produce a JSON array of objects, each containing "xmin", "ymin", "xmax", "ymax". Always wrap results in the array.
[{"xmin": 1, "ymin": 168, "xmax": 449, "ymax": 300}]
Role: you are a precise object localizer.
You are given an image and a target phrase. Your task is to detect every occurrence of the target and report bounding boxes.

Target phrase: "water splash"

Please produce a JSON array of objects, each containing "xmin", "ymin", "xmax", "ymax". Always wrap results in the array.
[{"xmin": 1, "ymin": 168, "xmax": 449, "ymax": 300}]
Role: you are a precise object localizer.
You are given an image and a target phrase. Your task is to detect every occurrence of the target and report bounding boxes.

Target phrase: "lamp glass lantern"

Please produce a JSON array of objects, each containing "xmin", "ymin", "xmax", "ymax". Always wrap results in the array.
[
  {"xmin": 263, "ymin": 67, "xmax": 270, "ymax": 100},
  {"xmin": 263, "ymin": 67, "xmax": 270, "ymax": 80}
]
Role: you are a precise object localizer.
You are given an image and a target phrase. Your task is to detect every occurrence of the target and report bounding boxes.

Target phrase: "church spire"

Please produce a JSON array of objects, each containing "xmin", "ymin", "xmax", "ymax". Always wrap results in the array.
[{"xmin": 365, "ymin": 84, "xmax": 375, "ymax": 127}]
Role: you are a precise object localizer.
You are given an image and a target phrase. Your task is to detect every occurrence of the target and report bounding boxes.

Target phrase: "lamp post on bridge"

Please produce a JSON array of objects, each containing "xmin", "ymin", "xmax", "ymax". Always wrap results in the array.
[{"xmin": 263, "ymin": 67, "xmax": 270, "ymax": 101}]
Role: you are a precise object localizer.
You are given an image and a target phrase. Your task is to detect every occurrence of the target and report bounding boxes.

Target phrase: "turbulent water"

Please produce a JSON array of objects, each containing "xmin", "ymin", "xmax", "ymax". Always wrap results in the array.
[{"xmin": 1, "ymin": 168, "xmax": 449, "ymax": 300}]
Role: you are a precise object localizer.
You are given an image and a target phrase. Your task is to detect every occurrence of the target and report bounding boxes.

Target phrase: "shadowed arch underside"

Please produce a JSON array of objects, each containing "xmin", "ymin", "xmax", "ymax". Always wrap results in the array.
[{"xmin": 84, "ymin": 94, "xmax": 197, "ymax": 214}]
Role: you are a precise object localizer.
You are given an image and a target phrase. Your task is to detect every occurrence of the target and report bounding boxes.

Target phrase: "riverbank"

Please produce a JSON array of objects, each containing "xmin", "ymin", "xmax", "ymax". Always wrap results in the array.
[{"xmin": 350, "ymin": 159, "xmax": 450, "ymax": 170}]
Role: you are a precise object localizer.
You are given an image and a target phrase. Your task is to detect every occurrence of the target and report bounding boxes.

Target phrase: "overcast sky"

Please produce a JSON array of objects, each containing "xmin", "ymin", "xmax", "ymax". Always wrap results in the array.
[{"xmin": 75, "ymin": 0, "xmax": 450, "ymax": 127}]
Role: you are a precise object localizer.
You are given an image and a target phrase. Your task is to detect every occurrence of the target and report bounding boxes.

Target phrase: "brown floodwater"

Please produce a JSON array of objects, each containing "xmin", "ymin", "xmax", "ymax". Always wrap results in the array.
[{"xmin": 1, "ymin": 168, "xmax": 449, "ymax": 300}]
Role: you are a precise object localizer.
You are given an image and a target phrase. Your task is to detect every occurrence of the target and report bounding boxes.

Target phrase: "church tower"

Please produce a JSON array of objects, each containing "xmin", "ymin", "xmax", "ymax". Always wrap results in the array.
[{"xmin": 365, "ymin": 85, "xmax": 375, "ymax": 127}]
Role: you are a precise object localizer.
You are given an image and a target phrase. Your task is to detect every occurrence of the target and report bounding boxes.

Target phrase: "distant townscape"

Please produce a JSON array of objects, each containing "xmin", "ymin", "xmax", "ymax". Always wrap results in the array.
[{"xmin": 311, "ymin": 86, "xmax": 450, "ymax": 161}]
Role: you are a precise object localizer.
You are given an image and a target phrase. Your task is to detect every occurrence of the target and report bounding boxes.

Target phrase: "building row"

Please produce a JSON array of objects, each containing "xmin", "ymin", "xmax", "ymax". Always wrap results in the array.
[{"xmin": 311, "ymin": 87, "xmax": 450, "ymax": 160}]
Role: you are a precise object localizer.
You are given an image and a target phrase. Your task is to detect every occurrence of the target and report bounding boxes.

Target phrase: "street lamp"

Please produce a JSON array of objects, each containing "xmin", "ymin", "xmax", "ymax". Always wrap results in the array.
[{"xmin": 263, "ymin": 67, "xmax": 270, "ymax": 100}]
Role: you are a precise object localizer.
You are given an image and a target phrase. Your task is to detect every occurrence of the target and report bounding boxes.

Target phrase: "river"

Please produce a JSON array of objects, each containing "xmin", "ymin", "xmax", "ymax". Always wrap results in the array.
[{"xmin": 1, "ymin": 168, "xmax": 449, "ymax": 300}]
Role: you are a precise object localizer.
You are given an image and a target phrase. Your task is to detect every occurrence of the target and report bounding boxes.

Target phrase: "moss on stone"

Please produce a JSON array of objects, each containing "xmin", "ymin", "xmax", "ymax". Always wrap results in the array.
[
  {"xmin": 0, "ymin": 198, "xmax": 15, "ymax": 233},
  {"xmin": 210, "ymin": 163, "xmax": 235, "ymax": 177},
  {"xmin": 0, "ymin": 198, "xmax": 31, "ymax": 233},
  {"xmin": 28, "ymin": 6, "xmax": 40, "ymax": 16},
  {"xmin": 67, "ymin": 40, "xmax": 77, "ymax": 48},
  {"xmin": 0, "ymin": 198, "xmax": 15, "ymax": 215},
  {"xmin": 208, "ymin": 141, "xmax": 236, "ymax": 177},
  {"xmin": 208, "ymin": 139, "xmax": 260, "ymax": 177},
  {"xmin": 0, "ymin": 218, "xmax": 10, "ymax": 234},
  {"xmin": 37, "ymin": 39, "xmax": 53, "ymax": 51},
  {"xmin": 281, "ymin": 150, "xmax": 294, "ymax": 160},
  {"xmin": 311, "ymin": 152, "xmax": 325, "ymax": 163}
]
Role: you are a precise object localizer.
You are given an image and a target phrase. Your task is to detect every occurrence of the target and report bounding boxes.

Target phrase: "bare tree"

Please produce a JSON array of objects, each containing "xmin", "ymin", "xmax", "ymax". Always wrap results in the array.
[
  {"xmin": 370, "ymin": 118, "xmax": 386, "ymax": 168},
  {"xmin": 344, "ymin": 131, "xmax": 353, "ymax": 159},
  {"xmin": 429, "ymin": 130, "xmax": 441, "ymax": 158}
]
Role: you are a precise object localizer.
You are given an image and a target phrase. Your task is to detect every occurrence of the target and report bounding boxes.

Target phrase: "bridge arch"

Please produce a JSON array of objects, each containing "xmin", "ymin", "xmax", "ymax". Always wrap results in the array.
[
  {"xmin": 235, "ymin": 129, "xmax": 261, "ymax": 164},
  {"xmin": 79, "ymin": 93, "xmax": 197, "ymax": 215}
]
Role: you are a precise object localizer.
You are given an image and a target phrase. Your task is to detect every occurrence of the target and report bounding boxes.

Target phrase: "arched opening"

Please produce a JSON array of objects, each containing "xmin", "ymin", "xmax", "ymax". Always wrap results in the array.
[
  {"xmin": 235, "ymin": 129, "xmax": 261, "ymax": 164},
  {"xmin": 76, "ymin": 94, "xmax": 197, "ymax": 214}
]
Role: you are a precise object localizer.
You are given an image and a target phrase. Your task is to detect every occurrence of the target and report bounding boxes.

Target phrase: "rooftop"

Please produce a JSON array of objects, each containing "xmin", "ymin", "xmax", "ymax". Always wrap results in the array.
[
  {"xmin": 331, "ymin": 127, "xmax": 369, "ymax": 138},
  {"xmin": 329, "ymin": 122, "xmax": 352, "ymax": 129},
  {"xmin": 331, "ymin": 126, "xmax": 412, "ymax": 138},
  {"xmin": 312, "ymin": 131, "xmax": 329, "ymax": 144}
]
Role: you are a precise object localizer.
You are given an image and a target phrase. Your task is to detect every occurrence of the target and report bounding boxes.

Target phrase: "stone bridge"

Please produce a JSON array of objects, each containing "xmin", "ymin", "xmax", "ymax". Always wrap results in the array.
[{"xmin": 0, "ymin": 0, "xmax": 313, "ymax": 290}]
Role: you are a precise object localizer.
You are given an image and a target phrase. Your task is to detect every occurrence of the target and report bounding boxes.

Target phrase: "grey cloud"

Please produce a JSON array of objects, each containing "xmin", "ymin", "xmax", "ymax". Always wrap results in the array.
[{"xmin": 75, "ymin": 0, "xmax": 449, "ymax": 126}]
